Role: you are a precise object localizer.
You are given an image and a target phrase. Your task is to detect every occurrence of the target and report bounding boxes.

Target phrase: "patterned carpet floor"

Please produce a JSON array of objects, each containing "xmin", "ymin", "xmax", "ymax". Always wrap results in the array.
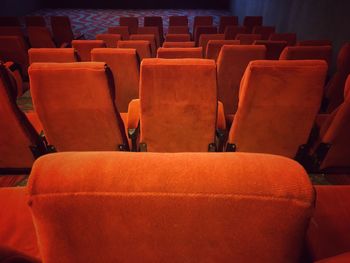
[{"xmin": 28, "ymin": 9, "xmax": 231, "ymax": 39}]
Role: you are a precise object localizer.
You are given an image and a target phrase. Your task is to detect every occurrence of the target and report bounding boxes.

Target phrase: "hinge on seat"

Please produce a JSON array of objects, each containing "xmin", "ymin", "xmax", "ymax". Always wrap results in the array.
[{"xmin": 226, "ymin": 143, "xmax": 236, "ymax": 152}]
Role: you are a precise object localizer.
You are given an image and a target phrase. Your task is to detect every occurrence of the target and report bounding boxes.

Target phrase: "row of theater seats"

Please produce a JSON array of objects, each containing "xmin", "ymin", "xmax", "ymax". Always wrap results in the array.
[{"xmin": 1, "ymin": 151, "xmax": 350, "ymax": 263}]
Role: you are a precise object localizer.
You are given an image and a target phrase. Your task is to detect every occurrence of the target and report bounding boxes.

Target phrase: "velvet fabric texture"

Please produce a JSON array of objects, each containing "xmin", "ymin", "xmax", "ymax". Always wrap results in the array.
[
  {"xmin": 144, "ymin": 16, "xmax": 164, "ymax": 42},
  {"xmin": 119, "ymin": 17, "xmax": 139, "ymax": 35},
  {"xmin": 224, "ymin": 26, "xmax": 248, "ymax": 40},
  {"xmin": 162, "ymin": 41, "xmax": 195, "ymax": 48},
  {"xmin": 91, "ymin": 48, "xmax": 140, "ymax": 112},
  {"xmin": 28, "ymin": 48, "xmax": 76, "ymax": 64},
  {"xmin": 130, "ymin": 34, "xmax": 157, "ymax": 57},
  {"xmin": 117, "ymin": 40, "xmax": 152, "ymax": 60},
  {"xmin": 29, "ymin": 62, "xmax": 128, "ymax": 151},
  {"xmin": 0, "ymin": 187, "xmax": 40, "ymax": 259},
  {"xmin": 27, "ymin": 27, "xmax": 56, "ymax": 48},
  {"xmin": 252, "ymin": 26, "xmax": 276, "ymax": 40},
  {"xmin": 25, "ymin": 16, "xmax": 46, "ymax": 27},
  {"xmin": 96, "ymin": 34, "xmax": 121, "ymax": 48},
  {"xmin": 254, "ymin": 40, "xmax": 288, "ymax": 60},
  {"xmin": 139, "ymin": 58, "xmax": 217, "ymax": 152},
  {"xmin": 198, "ymin": 34, "xmax": 225, "ymax": 56},
  {"xmin": 27, "ymin": 151, "xmax": 314, "ymax": 263},
  {"xmin": 307, "ymin": 186, "xmax": 350, "ymax": 261},
  {"xmin": 169, "ymin": 16, "xmax": 188, "ymax": 27},
  {"xmin": 108, "ymin": 26, "xmax": 130, "ymax": 40},
  {"xmin": 236, "ymin": 33, "xmax": 262, "ymax": 44},
  {"xmin": 137, "ymin": 27, "xmax": 161, "ymax": 48},
  {"xmin": 218, "ymin": 16, "xmax": 238, "ymax": 33},
  {"xmin": 25, "ymin": 111, "xmax": 43, "ymax": 134},
  {"xmin": 156, "ymin": 47, "xmax": 203, "ymax": 59},
  {"xmin": 216, "ymin": 45, "xmax": 266, "ymax": 115},
  {"xmin": 205, "ymin": 40, "xmax": 240, "ymax": 60},
  {"xmin": 50, "ymin": 16, "xmax": 74, "ymax": 47},
  {"xmin": 165, "ymin": 34, "xmax": 191, "ymax": 42},
  {"xmin": 243, "ymin": 16, "xmax": 263, "ymax": 33},
  {"xmin": 228, "ymin": 60, "xmax": 327, "ymax": 157},
  {"xmin": 0, "ymin": 27, "xmax": 27, "ymax": 49},
  {"xmin": 167, "ymin": 26, "xmax": 190, "ymax": 34},
  {"xmin": 72, "ymin": 40, "xmax": 106, "ymax": 61},
  {"xmin": 193, "ymin": 16, "xmax": 213, "ymax": 35},
  {"xmin": 269, "ymin": 33, "xmax": 297, "ymax": 46},
  {"xmin": 194, "ymin": 26, "xmax": 217, "ymax": 46}
]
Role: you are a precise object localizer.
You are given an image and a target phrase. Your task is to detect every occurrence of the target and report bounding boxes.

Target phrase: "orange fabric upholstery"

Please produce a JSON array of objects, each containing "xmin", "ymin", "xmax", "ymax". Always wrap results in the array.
[
  {"xmin": 162, "ymin": 41, "xmax": 195, "ymax": 48},
  {"xmin": 117, "ymin": 40, "xmax": 152, "ymax": 60},
  {"xmin": 254, "ymin": 40, "xmax": 288, "ymax": 60},
  {"xmin": 169, "ymin": 16, "xmax": 188, "ymax": 26},
  {"xmin": 50, "ymin": 16, "xmax": 75, "ymax": 47},
  {"xmin": 96, "ymin": 33, "xmax": 121, "ymax": 48},
  {"xmin": 297, "ymin": 40, "xmax": 332, "ymax": 46},
  {"xmin": 236, "ymin": 33, "xmax": 262, "ymax": 44},
  {"xmin": 127, "ymin": 99, "xmax": 141, "ymax": 130},
  {"xmin": 219, "ymin": 16, "xmax": 238, "ymax": 33},
  {"xmin": 216, "ymin": 45, "xmax": 266, "ymax": 115},
  {"xmin": 194, "ymin": 26, "xmax": 217, "ymax": 46},
  {"xmin": 130, "ymin": 34, "xmax": 157, "ymax": 57},
  {"xmin": 72, "ymin": 40, "xmax": 105, "ymax": 61},
  {"xmin": 167, "ymin": 26, "xmax": 190, "ymax": 34},
  {"xmin": 307, "ymin": 186, "xmax": 350, "ymax": 261},
  {"xmin": 26, "ymin": 111, "xmax": 44, "ymax": 134},
  {"xmin": 0, "ymin": 26, "xmax": 27, "ymax": 48},
  {"xmin": 228, "ymin": 60, "xmax": 327, "ymax": 157},
  {"xmin": 193, "ymin": 16, "xmax": 213, "ymax": 35},
  {"xmin": 156, "ymin": 47, "xmax": 203, "ymax": 59},
  {"xmin": 205, "ymin": 39, "xmax": 239, "ymax": 60},
  {"xmin": 243, "ymin": 16, "xmax": 263, "ymax": 33},
  {"xmin": 324, "ymin": 43, "xmax": 350, "ymax": 112},
  {"xmin": 119, "ymin": 17, "xmax": 138, "ymax": 35},
  {"xmin": 279, "ymin": 46, "xmax": 332, "ymax": 68},
  {"xmin": 29, "ymin": 48, "xmax": 76, "ymax": 64},
  {"xmin": 252, "ymin": 26, "xmax": 275, "ymax": 40},
  {"xmin": 91, "ymin": 48, "xmax": 139, "ymax": 113},
  {"xmin": 0, "ymin": 16, "xmax": 21, "ymax": 27},
  {"xmin": 165, "ymin": 33, "xmax": 191, "ymax": 42},
  {"xmin": 28, "ymin": 151, "xmax": 314, "ymax": 263},
  {"xmin": 137, "ymin": 26, "xmax": 161, "ymax": 48},
  {"xmin": 25, "ymin": 16, "xmax": 46, "ymax": 27},
  {"xmin": 4, "ymin": 61, "xmax": 27, "ymax": 98},
  {"xmin": 269, "ymin": 33, "xmax": 297, "ymax": 46},
  {"xmin": 27, "ymin": 26, "xmax": 56, "ymax": 48},
  {"xmin": 316, "ymin": 253, "xmax": 350, "ymax": 263},
  {"xmin": 139, "ymin": 59, "xmax": 217, "ymax": 152},
  {"xmin": 144, "ymin": 16, "xmax": 164, "ymax": 42},
  {"xmin": 29, "ymin": 62, "xmax": 129, "ymax": 151},
  {"xmin": 108, "ymin": 26, "xmax": 130, "ymax": 40},
  {"xmin": 0, "ymin": 187, "xmax": 40, "ymax": 259},
  {"xmin": 224, "ymin": 25, "xmax": 248, "ymax": 40},
  {"xmin": 198, "ymin": 34, "xmax": 224, "ymax": 56}
]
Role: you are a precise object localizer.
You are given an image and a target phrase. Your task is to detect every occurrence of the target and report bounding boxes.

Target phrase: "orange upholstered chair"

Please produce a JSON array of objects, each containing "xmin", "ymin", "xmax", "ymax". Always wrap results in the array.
[
  {"xmin": 0, "ymin": 26, "xmax": 28, "ymax": 49},
  {"xmin": 157, "ymin": 47, "xmax": 203, "ymax": 59},
  {"xmin": 29, "ymin": 62, "xmax": 129, "ymax": 151},
  {"xmin": 130, "ymin": 34, "xmax": 157, "ymax": 57},
  {"xmin": 216, "ymin": 45, "xmax": 266, "ymax": 117},
  {"xmin": 117, "ymin": 40, "xmax": 152, "ymax": 60},
  {"xmin": 194, "ymin": 26, "xmax": 217, "ymax": 46},
  {"xmin": 279, "ymin": 46, "xmax": 332, "ymax": 68},
  {"xmin": 269, "ymin": 33, "xmax": 297, "ymax": 46},
  {"xmin": 51, "ymin": 16, "xmax": 80, "ymax": 47},
  {"xmin": 0, "ymin": 16, "xmax": 21, "ymax": 27},
  {"xmin": 134, "ymin": 58, "xmax": 217, "ymax": 152},
  {"xmin": 162, "ymin": 41, "xmax": 196, "ymax": 48},
  {"xmin": 28, "ymin": 48, "xmax": 77, "ymax": 64},
  {"xmin": 137, "ymin": 26, "xmax": 161, "ymax": 48},
  {"xmin": 254, "ymin": 40, "xmax": 288, "ymax": 60},
  {"xmin": 226, "ymin": 60, "xmax": 327, "ymax": 158},
  {"xmin": 206, "ymin": 40, "xmax": 239, "ymax": 60},
  {"xmin": 91, "ymin": 48, "xmax": 139, "ymax": 113},
  {"xmin": 297, "ymin": 40, "xmax": 332, "ymax": 46},
  {"xmin": 243, "ymin": 16, "xmax": 263, "ymax": 33},
  {"xmin": 108, "ymin": 26, "xmax": 130, "ymax": 40},
  {"xmin": 27, "ymin": 26, "xmax": 56, "ymax": 48},
  {"xmin": 96, "ymin": 33, "xmax": 121, "ymax": 48},
  {"xmin": 25, "ymin": 16, "xmax": 46, "ymax": 27},
  {"xmin": 323, "ymin": 43, "xmax": 350, "ymax": 112},
  {"xmin": 167, "ymin": 26, "xmax": 190, "ymax": 34},
  {"xmin": 219, "ymin": 16, "xmax": 238, "ymax": 33},
  {"xmin": 0, "ymin": 62, "xmax": 46, "ymax": 186},
  {"xmin": 224, "ymin": 25, "xmax": 248, "ymax": 40},
  {"xmin": 236, "ymin": 33, "xmax": 262, "ymax": 44},
  {"xmin": 169, "ymin": 16, "xmax": 188, "ymax": 26},
  {"xmin": 28, "ymin": 151, "xmax": 314, "ymax": 263},
  {"xmin": 193, "ymin": 16, "xmax": 213, "ymax": 35},
  {"xmin": 119, "ymin": 17, "xmax": 139, "ymax": 34},
  {"xmin": 165, "ymin": 33, "xmax": 191, "ymax": 42},
  {"xmin": 198, "ymin": 34, "xmax": 225, "ymax": 56},
  {"xmin": 144, "ymin": 16, "xmax": 164, "ymax": 42},
  {"xmin": 72, "ymin": 40, "xmax": 105, "ymax": 61},
  {"xmin": 252, "ymin": 26, "xmax": 275, "ymax": 40}
]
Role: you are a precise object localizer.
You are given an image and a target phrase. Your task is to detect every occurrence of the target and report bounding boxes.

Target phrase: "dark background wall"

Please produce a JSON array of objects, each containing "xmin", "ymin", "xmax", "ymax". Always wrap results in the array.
[
  {"xmin": 230, "ymin": 0, "xmax": 350, "ymax": 70},
  {"xmin": 0, "ymin": 0, "xmax": 41, "ymax": 16}
]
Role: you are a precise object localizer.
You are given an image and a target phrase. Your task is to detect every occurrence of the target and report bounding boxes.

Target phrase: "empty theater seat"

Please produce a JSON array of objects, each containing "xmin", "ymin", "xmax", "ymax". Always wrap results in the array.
[
  {"xmin": 269, "ymin": 33, "xmax": 297, "ymax": 46},
  {"xmin": 218, "ymin": 16, "xmax": 238, "ymax": 33},
  {"xmin": 206, "ymin": 39, "xmax": 240, "ymax": 60},
  {"xmin": 29, "ymin": 62, "xmax": 129, "ymax": 151},
  {"xmin": 167, "ymin": 26, "xmax": 190, "ymax": 34},
  {"xmin": 157, "ymin": 47, "xmax": 203, "ymax": 58},
  {"xmin": 130, "ymin": 34, "xmax": 157, "ymax": 57},
  {"xmin": 254, "ymin": 40, "xmax": 288, "ymax": 60},
  {"xmin": 96, "ymin": 33, "xmax": 121, "ymax": 48},
  {"xmin": 216, "ymin": 45, "xmax": 266, "ymax": 117},
  {"xmin": 193, "ymin": 16, "xmax": 213, "ymax": 34},
  {"xmin": 226, "ymin": 60, "xmax": 327, "ymax": 158},
  {"xmin": 29, "ymin": 48, "xmax": 77, "ymax": 64},
  {"xmin": 25, "ymin": 16, "xmax": 46, "ymax": 27},
  {"xmin": 27, "ymin": 151, "xmax": 314, "ymax": 263},
  {"xmin": 72, "ymin": 40, "xmax": 106, "ymax": 61},
  {"xmin": 137, "ymin": 26, "xmax": 161, "ymax": 48},
  {"xmin": 51, "ymin": 16, "xmax": 81, "ymax": 47},
  {"xmin": 252, "ymin": 26, "xmax": 275, "ymax": 40},
  {"xmin": 117, "ymin": 40, "xmax": 152, "ymax": 60},
  {"xmin": 243, "ymin": 16, "xmax": 263, "ymax": 33},
  {"xmin": 224, "ymin": 25, "xmax": 248, "ymax": 40},
  {"xmin": 27, "ymin": 26, "xmax": 57, "ymax": 48},
  {"xmin": 0, "ymin": 26, "xmax": 28, "ymax": 49},
  {"xmin": 144, "ymin": 16, "xmax": 164, "ymax": 42},
  {"xmin": 235, "ymin": 33, "xmax": 262, "ymax": 44},
  {"xmin": 165, "ymin": 33, "xmax": 191, "ymax": 42},
  {"xmin": 198, "ymin": 34, "xmax": 225, "ymax": 56},
  {"xmin": 169, "ymin": 16, "xmax": 188, "ymax": 26},
  {"xmin": 108, "ymin": 26, "xmax": 130, "ymax": 40},
  {"xmin": 91, "ymin": 48, "xmax": 140, "ymax": 113},
  {"xmin": 119, "ymin": 17, "xmax": 139, "ymax": 35},
  {"xmin": 162, "ymin": 41, "xmax": 196, "ymax": 48},
  {"xmin": 194, "ymin": 26, "xmax": 217, "ymax": 46}
]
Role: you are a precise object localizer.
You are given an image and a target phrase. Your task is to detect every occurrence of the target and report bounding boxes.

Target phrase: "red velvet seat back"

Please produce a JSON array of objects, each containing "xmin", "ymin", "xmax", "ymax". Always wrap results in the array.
[
  {"xmin": 228, "ymin": 60, "xmax": 327, "ymax": 157},
  {"xmin": 29, "ymin": 48, "xmax": 77, "ymax": 64},
  {"xmin": 224, "ymin": 26, "xmax": 248, "ymax": 40},
  {"xmin": 96, "ymin": 33, "xmax": 121, "ymax": 48},
  {"xmin": 252, "ymin": 26, "xmax": 275, "ymax": 40},
  {"xmin": 162, "ymin": 41, "xmax": 195, "ymax": 48},
  {"xmin": 167, "ymin": 26, "xmax": 190, "ymax": 34},
  {"xmin": 28, "ymin": 151, "xmax": 314, "ymax": 263},
  {"xmin": 28, "ymin": 26, "xmax": 56, "ymax": 48},
  {"xmin": 50, "ymin": 16, "xmax": 74, "ymax": 46},
  {"xmin": 193, "ymin": 16, "xmax": 213, "ymax": 34},
  {"xmin": 169, "ymin": 16, "xmax": 188, "ymax": 26},
  {"xmin": 243, "ymin": 16, "xmax": 263, "ymax": 33},
  {"xmin": 198, "ymin": 34, "xmax": 225, "ymax": 56},
  {"xmin": 117, "ymin": 40, "xmax": 152, "ymax": 60},
  {"xmin": 130, "ymin": 34, "xmax": 157, "ymax": 57},
  {"xmin": 194, "ymin": 26, "xmax": 217, "ymax": 46},
  {"xmin": 137, "ymin": 26, "xmax": 161, "ymax": 48},
  {"xmin": 206, "ymin": 39, "xmax": 240, "ymax": 60},
  {"xmin": 156, "ymin": 47, "xmax": 203, "ymax": 59},
  {"xmin": 119, "ymin": 17, "xmax": 139, "ymax": 35},
  {"xmin": 72, "ymin": 40, "xmax": 106, "ymax": 61},
  {"xmin": 219, "ymin": 16, "xmax": 238, "ymax": 33},
  {"xmin": 139, "ymin": 59, "xmax": 217, "ymax": 152},
  {"xmin": 165, "ymin": 33, "xmax": 191, "ymax": 42},
  {"xmin": 269, "ymin": 33, "xmax": 297, "ymax": 46},
  {"xmin": 108, "ymin": 26, "xmax": 130, "ymax": 40},
  {"xmin": 236, "ymin": 33, "xmax": 262, "ymax": 45},
  {"xmin": 144, "ymin": 16, "xmax": 164, "ymax": 42},
  {"xmin": 254, "ymin": 40, "xmax": 288, "ymax": 60}
]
